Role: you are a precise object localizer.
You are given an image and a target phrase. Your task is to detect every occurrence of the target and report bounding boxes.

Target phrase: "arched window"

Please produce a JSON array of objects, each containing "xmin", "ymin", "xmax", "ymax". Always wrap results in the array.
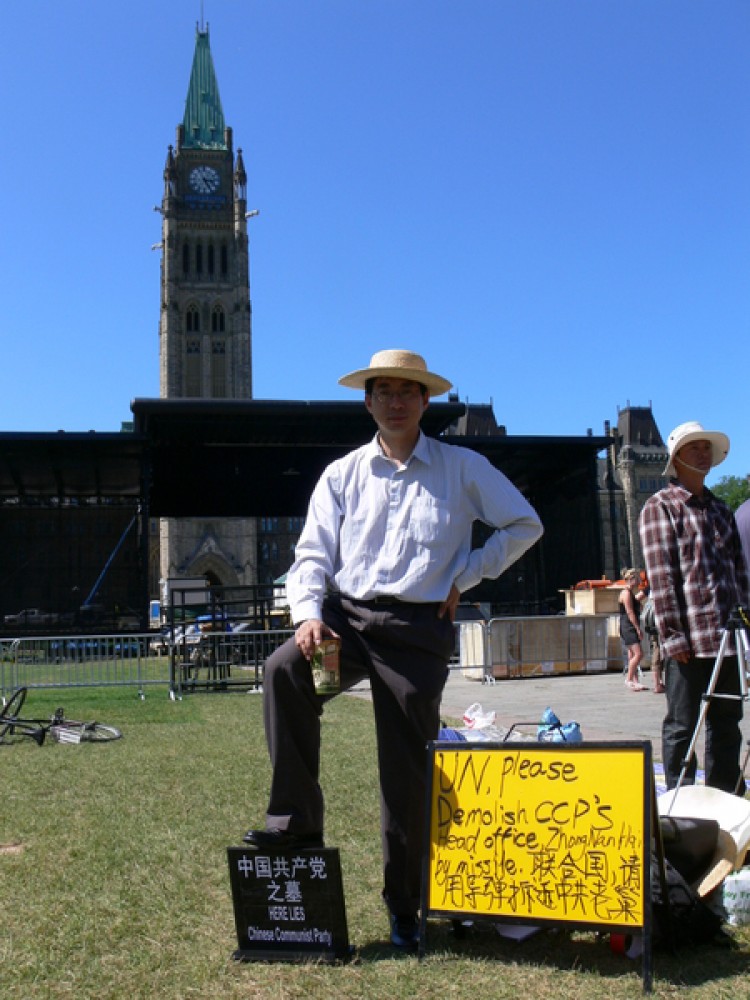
[
  {"xmin": 220, "ymin": 243, "xmax": 228, "ymax": 276},
  {"xmin": 182, "ymin": 243, "xmax": 190, "ymax": 275},
  {"xmin": 186, "ymin": 305, "xmax": 200, "ymax": 333},
  {"xmin": 211, "ymin": 339, "xmax": 226, "ymax": 398},
  {"xmin": 185, "ymin": 338, "xmax": 201, "ymax": 397},
  {"xmin": 196, "ymin": 244, "xmax": 203, "ymax": 274},
  {"xmin": 207, "ymin": 244, "xmax": 215, "ymax": 276},
  {"xmin": 211, "ymin": 305, "xmax": 225, "ymax": 333}
]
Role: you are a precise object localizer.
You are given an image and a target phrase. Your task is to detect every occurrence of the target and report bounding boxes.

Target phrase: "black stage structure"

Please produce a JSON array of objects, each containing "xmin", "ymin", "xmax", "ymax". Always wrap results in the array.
[{"xmin": 0, "ymin": 399, "xmax": 610, "ymax": 629}]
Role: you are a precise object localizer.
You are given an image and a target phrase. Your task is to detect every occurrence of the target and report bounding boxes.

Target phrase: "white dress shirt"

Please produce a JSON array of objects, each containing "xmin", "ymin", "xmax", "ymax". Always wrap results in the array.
[{"xmin": 287, "ymin": 432, "xmax": 543, "ymax": 623}]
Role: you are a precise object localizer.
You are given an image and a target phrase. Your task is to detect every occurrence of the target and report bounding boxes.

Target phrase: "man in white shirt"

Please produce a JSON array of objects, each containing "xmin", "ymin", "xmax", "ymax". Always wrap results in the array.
[{"xmin": 243, "ymin": 349, "xmax": 543, "ymax": 949}]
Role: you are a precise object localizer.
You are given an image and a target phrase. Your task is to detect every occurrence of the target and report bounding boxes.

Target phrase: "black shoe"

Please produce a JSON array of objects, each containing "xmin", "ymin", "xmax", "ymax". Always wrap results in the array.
[
  {"xmin": 242, "ymin": 828, "xmax": 324, "ymax": 849},
  {"xmin": 389, "ymin": 912, "xmax": 419, "ymax": 950}
]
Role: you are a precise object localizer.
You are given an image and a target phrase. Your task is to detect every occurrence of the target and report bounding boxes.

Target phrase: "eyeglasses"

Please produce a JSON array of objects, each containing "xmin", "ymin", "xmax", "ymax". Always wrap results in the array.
[{"xmin": 371, "ymin": 387, "xmax": 424, "ymax": 404}]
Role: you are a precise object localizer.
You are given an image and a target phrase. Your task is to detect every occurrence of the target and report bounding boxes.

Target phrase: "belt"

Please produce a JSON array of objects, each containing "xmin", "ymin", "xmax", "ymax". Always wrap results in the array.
[{"xmin": 337, "ymin": 593, "xmax": 438, "ymax": 607}]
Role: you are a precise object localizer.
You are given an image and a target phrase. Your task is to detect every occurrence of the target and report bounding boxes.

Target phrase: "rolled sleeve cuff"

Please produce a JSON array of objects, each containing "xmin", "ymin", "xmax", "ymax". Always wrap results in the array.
[
  {"xmin": 662, "ymin": 637, "xmax": 690, "ymax": 660},
  {"xmin": 453, "ymin": 570, "xmax": 477, "ymax": 595},
  {"xmin": 291, "ymin": 600, "xmax": 323, "ymax": 626}
]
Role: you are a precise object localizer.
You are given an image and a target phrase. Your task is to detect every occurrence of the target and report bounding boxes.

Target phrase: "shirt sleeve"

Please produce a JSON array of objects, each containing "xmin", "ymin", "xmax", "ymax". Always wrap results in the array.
[
  {"xmin": 730, "ymin": 517, "xmax": 750, "ymax": 607},
  {"xmin": 638, "ymin": 496, "xmax": 689, "ymax": 659},
  {"xmin": 286, "ymin": 466, "xmax": 343, "ymax": 623},
  {"xmin": 736, "ymin": 501, "xmax": 750, "ymax": 578},
  {"xmin": 452, "ymin": 452, "xmax": 544, "ymax": 594}
]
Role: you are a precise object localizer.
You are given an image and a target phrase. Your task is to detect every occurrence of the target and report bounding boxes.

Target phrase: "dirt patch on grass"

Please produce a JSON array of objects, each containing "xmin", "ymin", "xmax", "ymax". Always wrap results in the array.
[{"xmin": 0, "ymin": 841, "xmax": 24, "ymax": 855}]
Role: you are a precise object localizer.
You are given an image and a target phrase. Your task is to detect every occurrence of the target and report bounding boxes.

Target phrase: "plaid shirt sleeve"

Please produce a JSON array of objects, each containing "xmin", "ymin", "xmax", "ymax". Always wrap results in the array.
[{"xmin": 639, "ymin": 492, "xmax": 690, "ymax": 659}]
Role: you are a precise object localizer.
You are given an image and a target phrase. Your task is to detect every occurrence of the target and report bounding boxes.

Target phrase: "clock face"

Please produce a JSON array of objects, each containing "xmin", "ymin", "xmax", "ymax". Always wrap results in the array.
[{"xmin": 189, "ymin": 165, "xmax": 220, "ymax": 194}]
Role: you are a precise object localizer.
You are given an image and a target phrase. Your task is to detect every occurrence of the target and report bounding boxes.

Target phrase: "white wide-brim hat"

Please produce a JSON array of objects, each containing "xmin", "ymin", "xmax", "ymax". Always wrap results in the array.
[
  {"xmin": 664, "ymin": 421, "xmax": 729, "ymax": 477},
  {"xmin": 338, "ymin": 349, "xmax": 453, "ymax": 396},
  {"xmin": 658, "ymin": 786, "xmax": 750, "ymax": 896}
]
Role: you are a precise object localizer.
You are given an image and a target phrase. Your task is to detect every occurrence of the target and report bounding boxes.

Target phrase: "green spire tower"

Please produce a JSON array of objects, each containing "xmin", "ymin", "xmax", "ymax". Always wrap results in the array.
[
  {"xmin": 157, "ymin": 25, "xmax": 256, "ymax": 590},
  {"xmin": 181, "ymin": 27, "xmax": 227, "ymax": 149}
]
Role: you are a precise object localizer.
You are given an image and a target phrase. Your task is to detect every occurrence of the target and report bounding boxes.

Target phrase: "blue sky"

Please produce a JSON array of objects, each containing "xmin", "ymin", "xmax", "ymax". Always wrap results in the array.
[{"xmin": 2, "ymin": 0, "xmax": 748, "ymax": 483}]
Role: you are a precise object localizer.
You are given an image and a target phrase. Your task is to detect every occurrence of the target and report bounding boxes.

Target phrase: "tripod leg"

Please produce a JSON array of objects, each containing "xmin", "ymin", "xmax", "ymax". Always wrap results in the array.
[
  {"xmin": 670, "ymin": 632, "xmax": 732, "ymax": 804},
  {"xmin": 738, "ymin": 630, "xmax": 750, "ymax": 699},
  {"xmin": 735, "ymin": 742, "xmax": 750, "ymax": 796}
]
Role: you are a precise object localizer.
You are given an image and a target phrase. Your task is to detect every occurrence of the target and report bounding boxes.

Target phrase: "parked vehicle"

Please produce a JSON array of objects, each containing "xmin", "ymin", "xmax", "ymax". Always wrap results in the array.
[
  {"xmin": 115, "ymin": 612, "xmax": 140, "ymax": 632},
  {"xmin": 49, "ymin": 637, "xmax": 144, "ymax": 661},
  {"xmin": 4, "ymin": 609, "xmax": 57, "ymax": 626}
]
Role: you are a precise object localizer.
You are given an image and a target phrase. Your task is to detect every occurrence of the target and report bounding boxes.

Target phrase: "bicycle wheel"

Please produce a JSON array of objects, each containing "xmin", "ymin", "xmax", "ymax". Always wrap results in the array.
[
  {"xmin": 0, "ymin": 687, "xmax": 27, "ymax": 721},
  {"xmin": 0, "ymin": 687, "xmax": 28, "ymax": 741},
  {"xmin": 81, "ymin": 723, "xmax": 122, "ymax": 743},
  {"xmin": 50, "ymin": 722, "xmax": 122, "ymax": 744}
]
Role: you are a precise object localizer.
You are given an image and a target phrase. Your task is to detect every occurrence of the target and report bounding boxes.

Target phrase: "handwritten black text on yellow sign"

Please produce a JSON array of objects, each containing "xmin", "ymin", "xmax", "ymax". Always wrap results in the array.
[{"xmin": 428, "ymin": 743, "xmax": 648, "ymax": 928}]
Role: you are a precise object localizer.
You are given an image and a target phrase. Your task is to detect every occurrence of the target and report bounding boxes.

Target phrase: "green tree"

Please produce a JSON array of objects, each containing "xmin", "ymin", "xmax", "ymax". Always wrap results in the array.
[{"xmin": 711, "ymin": 474, "xmax": 750, "ymax": 511}]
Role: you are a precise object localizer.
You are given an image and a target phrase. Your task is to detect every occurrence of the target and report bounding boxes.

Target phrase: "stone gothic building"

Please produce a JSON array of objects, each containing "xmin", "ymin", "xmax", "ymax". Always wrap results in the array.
[
  {"xmin": 156, "ymin": 26, "xmax": 257, "ymax": 589},
  {"xmin": 598, "ymin": 404, "xmax": 668, "ymax": 579}
]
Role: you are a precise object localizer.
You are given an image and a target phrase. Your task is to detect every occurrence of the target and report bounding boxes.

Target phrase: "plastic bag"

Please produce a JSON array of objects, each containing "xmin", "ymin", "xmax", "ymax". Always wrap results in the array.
[
  {"xmin": 537, "ymin": 707, "xmax": 583, "ymax": 743},
  {"xmin": 723, "ymin": 869, "xmax": 750, "ymax": 926},
  {"xmin": 462, "ymin": 702, "xmax": 497, "ymax": 729}
]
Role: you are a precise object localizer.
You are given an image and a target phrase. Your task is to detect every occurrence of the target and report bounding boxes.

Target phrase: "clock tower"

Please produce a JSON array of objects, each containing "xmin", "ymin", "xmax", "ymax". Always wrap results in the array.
[{"xmin": 157, "ymin": 25, "xmax": 256, "ymax": 589}]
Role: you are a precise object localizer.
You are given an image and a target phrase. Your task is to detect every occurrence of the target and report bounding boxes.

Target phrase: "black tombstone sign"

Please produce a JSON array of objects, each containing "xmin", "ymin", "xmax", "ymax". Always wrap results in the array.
[{"xmin": 227, "ymin": 846, "xmax": 351, "ymax": 963}]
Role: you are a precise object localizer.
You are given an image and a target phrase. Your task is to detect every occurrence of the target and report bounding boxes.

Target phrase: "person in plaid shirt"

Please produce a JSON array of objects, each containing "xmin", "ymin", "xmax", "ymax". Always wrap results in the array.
[{"xmin": 639, "ymin": 421, "xmax": 749, "ymax": 794}]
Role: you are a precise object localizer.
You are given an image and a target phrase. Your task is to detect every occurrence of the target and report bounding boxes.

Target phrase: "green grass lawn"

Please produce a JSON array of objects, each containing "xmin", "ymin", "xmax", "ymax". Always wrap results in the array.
[{"xmin": 2, "ymin": 687, "xmax": 750, "ymax": 999}]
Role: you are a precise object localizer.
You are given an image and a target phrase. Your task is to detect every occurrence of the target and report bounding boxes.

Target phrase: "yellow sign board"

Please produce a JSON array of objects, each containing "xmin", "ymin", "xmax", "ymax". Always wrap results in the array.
[{"xmin": 425, "ymin": 741, "xmax": 651, "ymax": 930}]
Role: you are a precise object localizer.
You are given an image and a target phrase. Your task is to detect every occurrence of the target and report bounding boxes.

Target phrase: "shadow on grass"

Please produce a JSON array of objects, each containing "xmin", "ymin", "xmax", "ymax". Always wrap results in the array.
[{"xmin": 354, "ymin": 918, "xmax": 750, "ymax": 987}]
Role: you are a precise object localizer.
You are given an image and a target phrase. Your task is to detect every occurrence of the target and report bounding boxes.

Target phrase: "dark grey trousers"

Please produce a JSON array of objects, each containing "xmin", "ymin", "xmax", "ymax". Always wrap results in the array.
[
  {"xmin": 262, "ymin": 593, "xmax": 454, "ymax": 915},
  {"xmin": 662, "ymin": 653, "xmax": 744, "ymax": 793}
]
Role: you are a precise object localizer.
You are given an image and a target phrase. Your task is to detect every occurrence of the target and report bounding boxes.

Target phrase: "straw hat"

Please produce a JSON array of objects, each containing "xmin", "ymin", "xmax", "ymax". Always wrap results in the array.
[
  {"xmin": 658, "ymin": 786, "xmax": 750, "ymax": 896},
  {"xmin": 664, "ymin": 421, "xmax": 729, "ymax": 477},
  {"xmin": 338, "ymin": 349, "xmax": 452, "ymax": 396}
]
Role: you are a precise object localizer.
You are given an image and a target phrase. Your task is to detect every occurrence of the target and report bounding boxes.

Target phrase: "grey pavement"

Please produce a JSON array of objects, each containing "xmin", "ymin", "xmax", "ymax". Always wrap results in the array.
[{"xmin": 348, "ymin": 664, "xmax": 750, "ymax": 767}]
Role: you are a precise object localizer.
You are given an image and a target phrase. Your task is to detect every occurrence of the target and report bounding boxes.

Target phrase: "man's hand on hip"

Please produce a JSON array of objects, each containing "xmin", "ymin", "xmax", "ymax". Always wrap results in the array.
[{"xmin": 438, "ymin": 584, "xmax": 461, "ymax": 624}]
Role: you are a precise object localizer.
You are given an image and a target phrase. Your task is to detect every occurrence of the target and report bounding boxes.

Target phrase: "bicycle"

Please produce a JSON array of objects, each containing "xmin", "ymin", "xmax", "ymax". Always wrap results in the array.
[{"xmin": 0, "ymin": 687, "xmax": 122, "ymax": 745}]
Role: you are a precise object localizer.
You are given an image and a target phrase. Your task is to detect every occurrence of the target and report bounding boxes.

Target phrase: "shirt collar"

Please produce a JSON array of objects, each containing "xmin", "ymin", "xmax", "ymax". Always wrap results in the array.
[
  {"xmin": 368, "ymin": 430, "xmax": 431, "ymax": 467},
  {"xmin": 668, "ymin": 478, "xmax": 715, "ymax": 507}
]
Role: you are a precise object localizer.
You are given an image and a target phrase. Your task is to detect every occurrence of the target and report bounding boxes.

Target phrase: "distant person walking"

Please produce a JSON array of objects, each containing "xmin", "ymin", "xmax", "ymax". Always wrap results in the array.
[
  {"xmin": 639, "ymin": 421, "xmax": 749, "ymax": 792},
  {"xmin": 642, "ymin": 593, "xmax": 665, "ymax": 694},
  {"xmin": 619, "ymin": 568, "xmax": 645, "ymax": 691}
]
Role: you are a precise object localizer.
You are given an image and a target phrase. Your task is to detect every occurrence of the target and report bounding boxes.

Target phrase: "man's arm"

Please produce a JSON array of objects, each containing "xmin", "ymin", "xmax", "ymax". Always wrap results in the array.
[
  {"xmin": 452, "ymin": 454, "xmax": 543, "ymax": 595},
  {"xmin": 438, "ymin": 584, "xmax": 461, "ymax": 623},
  {"xmin": 639, "ymin": 498, "xmax": 690, "ymax": 661},
  {"xmin": 286, "ymin": 471, "xmax": 343, "ymax": 624}
]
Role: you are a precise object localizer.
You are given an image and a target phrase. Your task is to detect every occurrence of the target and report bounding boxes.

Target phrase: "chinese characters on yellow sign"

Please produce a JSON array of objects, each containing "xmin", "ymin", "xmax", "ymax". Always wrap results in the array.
[{"xmin": 426, "ymin": 743, "xmax": 649, "ymax": 929}]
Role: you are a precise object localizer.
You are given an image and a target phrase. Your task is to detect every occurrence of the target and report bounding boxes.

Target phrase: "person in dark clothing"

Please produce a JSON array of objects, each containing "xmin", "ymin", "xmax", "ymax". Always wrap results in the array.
[{"xmin": 619, "ymin": 567, "xmax": 645, "ymax": 691}]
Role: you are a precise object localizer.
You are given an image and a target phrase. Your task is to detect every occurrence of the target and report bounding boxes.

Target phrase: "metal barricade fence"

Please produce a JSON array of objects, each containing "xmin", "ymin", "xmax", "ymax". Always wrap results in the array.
[
  {"xmin": 170, "ymin": 628, "xmax": 295, "ymax": 699},
  {"xmin": 0, "ymin": 630, "xmax": 298, "ymax": 702},
  {"xmin": 456, "ymin": 615, "xmax": 611, "ymax": 683},
  {"xmin": 3, "ymin": 618, "xmax": 614, "ymax": 699},
  {"xmin": 456, "ymin": 621, "xmax": 488, "ymax": 680},
  {"xmin": 1, "ymin": 634, "xmax": 169, "ymax": 700}
]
